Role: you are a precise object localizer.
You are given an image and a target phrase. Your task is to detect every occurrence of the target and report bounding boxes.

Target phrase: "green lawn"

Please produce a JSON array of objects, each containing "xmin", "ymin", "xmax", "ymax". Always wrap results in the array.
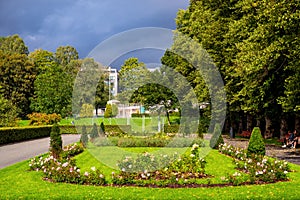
[{"xmin": 1, "ymin": 148, "xmax": 300, "ymax": 199}]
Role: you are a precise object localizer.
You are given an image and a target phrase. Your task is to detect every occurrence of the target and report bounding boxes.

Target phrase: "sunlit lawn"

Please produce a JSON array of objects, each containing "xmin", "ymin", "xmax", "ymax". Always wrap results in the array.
[{"xmin": 1, "ymin": 147, "xmax": 300, "ymax": 199}]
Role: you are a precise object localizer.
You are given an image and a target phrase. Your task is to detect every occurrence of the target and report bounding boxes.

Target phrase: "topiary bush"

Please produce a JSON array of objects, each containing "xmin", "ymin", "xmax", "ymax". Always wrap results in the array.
[
  {"xmin": 80, "ymin": 125, "xmax": 88, "ymax": 147},
  {"xmin": 50, "ymin": 123, "xmax": 62, "ymax": 159},
  {"xmin": 99, "ymin": 122, "xmax": 105, "ymax": 137},
  {"xmin": 89, "ymin": 123, "xmax": 99, "ymax": 140},
  {"xmin": 247, "ymin": 127, "xmax": 266, "ymax": 156},
  {"xmin": 210, "ymin": 123, "xmax": 224, "ymax": 149}
]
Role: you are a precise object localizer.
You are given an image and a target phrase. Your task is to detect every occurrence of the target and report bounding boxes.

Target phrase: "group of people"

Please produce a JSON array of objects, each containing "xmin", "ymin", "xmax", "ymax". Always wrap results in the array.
[{"xmin": 282, "ymin": 129, "xmax": 299, "ymax": 148}]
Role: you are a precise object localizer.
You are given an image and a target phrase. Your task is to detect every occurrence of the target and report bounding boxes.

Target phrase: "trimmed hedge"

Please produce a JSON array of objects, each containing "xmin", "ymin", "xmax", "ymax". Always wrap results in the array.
[
  {"xmin": 131, "ymin": 113, "xmax": 150, "ymax": 118},
  {"xmin": 164, "ymin": 125, "xmax": 180, "ymax": 133},
  {"xmin": 59, "ymin": 125, "xmax": 131, "ymax": 136},
  {"xmin": 94, "ymin": 136, "xmax": 205, "ymax": 148},
  {"xmin": 0, "ymin": 126, "xmax": 52, "ymax": 145}
]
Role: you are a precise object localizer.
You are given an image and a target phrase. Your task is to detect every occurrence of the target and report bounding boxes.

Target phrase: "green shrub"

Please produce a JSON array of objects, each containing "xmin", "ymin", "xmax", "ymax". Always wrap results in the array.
[
  {"xmin": 164, "ymin": 125, "xmax": 179, "ymax": 133},
  {"xmin": 104, "ymin": 104, "xmax": 118, "ymax": 118},
  {"xmin": 59, "ymin": 125, "xmax": 131, "ymax": 136},
  {"xmin": 131, "ymin": 113, "xmax": 150, "ymax": 118},
  {"xmin": 59, "ymin": 125, "xmax": 78, "ymax": 134},
  {"xmin": 210, "ymin": 124, "xmax": 224, "ymax": 149},
  {"xmin": 80, "ymin": 125, "xmax": 88, "ymax": 147},
  {"xmin": 247, "ymin": 127, "xmax": 266, "ymax": 156},
  {"xmin": 89, "ymin": 123, "xmax": 99, "ymax": 139},
  {"xmin": 79, "ymin": 104, "xmax": 94, "ymax": 118},
  {"xmin": 99, "ymin": 122, "xmax": 105, "ymax": 137},
  {"xmin": 50, "ymin": 123, "xmax": 62, "ymax": 159},
  {"xmin": 0, "ymin": 126, "xmax": 52, "ymax": 145},
  {"xmin": 105, "ymin": 125, "xmax": 131, "ymax": 136},
  {"xmin": 27, "ymin": 112, "xmax": 61, "ymax": 125},
  {"xmin": 95, "ymin": 136, "xmax": 205, "ymax": 148}
]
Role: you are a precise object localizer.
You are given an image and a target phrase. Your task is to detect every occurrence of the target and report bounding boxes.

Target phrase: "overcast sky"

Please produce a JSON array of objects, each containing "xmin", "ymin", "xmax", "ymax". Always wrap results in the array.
[{"xmin": 0, "ymin": 0, "xmax": 189, "ymax": 62}]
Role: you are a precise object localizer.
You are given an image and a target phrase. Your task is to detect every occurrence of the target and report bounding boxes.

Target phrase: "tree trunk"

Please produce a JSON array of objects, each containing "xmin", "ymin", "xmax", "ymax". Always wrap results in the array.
[
  {"xmin": 246, "ymin": 114, "xmax": 253, "ymax": 131},
  {"xmin": 295, "ymin": 114, "xmax": 300, "ymax": 131},
  {"xmin": 280, "ymin": 116, "xmax": 288, "ymax": 139},
  {"xmin": 265, "ymin": 116, "xmax": 272, "ymax": 139},
  {"xmin": 166, "ymin": 111, "xmax": 171, "ymax": 126},
  {"xmin": 238, "ymin": 118, "xmax": 243, "ymax": 135}
]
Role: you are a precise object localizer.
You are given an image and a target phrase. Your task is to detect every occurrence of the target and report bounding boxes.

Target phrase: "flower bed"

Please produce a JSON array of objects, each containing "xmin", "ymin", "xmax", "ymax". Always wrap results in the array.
[
  {"xmin": 218, "ymin": 143, "xmax": 290, "ymax": 185},
  {"xmin": 29, "ymin": 142, "xmax": 292, "ymax": 188},
  {"xmin": 112, "ymin": 144, "xmax": 207, "ymax": 186},
  {"xmin": 29, "ymin": 143, "xmax": 106, "ymax": 185}
]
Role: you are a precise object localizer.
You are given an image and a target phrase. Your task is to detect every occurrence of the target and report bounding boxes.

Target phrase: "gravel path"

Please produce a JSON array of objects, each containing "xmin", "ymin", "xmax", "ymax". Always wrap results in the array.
[
  {"xmin": 223, "ymin": 137, "xmax": 300, "ymax": 165},
  {"xmin": 0, "ymin": 134, "xmax": 81, "ymax": 169}
]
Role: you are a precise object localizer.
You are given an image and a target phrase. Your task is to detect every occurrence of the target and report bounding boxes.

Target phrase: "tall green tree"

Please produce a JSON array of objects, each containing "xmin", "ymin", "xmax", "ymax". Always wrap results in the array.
[
  {"xmin": 55, "ymin": 45, "xmax": 79, "ymax": 67},
  {"xmin": 72, "ymin": 58, "xmax": 106, "ymax": 115},
  {"xmin": 117, "ymin": 57, "xmax": 151, "ymax": 102},
  {"xmin": 0, "ymin": 34, "xmax": 29, "ymax": 55},
  {"xmin": 30, "ymin": 63, "xmax": 73, "ymax": 117},
  {"xmin": 0, "ymin": 51, "xmax": 36, "ymax": 117},
  {"xmin": 0, "ymin": 91, "xmax": 19, "ymax": 127}
]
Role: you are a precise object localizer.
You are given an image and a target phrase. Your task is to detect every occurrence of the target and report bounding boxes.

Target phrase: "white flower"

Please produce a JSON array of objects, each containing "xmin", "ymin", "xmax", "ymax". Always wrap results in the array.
[
  {"xmin": 190, "ymin": 154, "xmax": 195, "ymax": 157},
  {"xmin": 91, "ymin": 166, "xmax": 96, "ymax": 171},
  {"xmin": 99, "ymin": 174, "xmax": 104, "ymax": 178},
  {"xmin": 284, "ymin": 171, "xmax": 288, "ymax": 174},
  {"xmin": 128, "ymin": 165, "xmax": 132, "ymax": 169},
  {"xmin": 77, "ymin": 169, "xmax": 80, "ymax": 173},
  {"xmin": 121, "ymin": 168, "xmax": 126, "ymax": 172},
  {"xmin": 192, "ymin": 144, "xmax": 199, "ymax": 150},
  {"xmin": 84, "ymin": 172, "xmax": 89, "ymax": 176},
  {"xmin": 62, "ymin": 162, "xmax": 68, "ymax": 168},
  {"xmin": 141, "ymin": 174, "xmax": 146, "ymax": 179}
]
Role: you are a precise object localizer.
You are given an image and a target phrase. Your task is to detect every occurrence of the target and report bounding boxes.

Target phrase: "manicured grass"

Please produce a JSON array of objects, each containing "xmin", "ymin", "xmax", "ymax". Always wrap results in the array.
[{"xmin": 1, "ymin": 148, "xmax": 300, "ymax": 199}]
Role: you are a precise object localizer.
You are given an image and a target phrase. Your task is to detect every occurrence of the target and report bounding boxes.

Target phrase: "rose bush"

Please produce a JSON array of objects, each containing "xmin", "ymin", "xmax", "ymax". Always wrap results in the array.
[{"xmin": 219, "ymin": 143, "xmax": 290, "ymax": 184}]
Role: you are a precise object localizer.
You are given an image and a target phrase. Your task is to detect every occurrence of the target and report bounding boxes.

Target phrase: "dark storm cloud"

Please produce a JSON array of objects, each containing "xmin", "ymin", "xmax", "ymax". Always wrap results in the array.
[{"xmin": 0, "ymin": 0, "xmax": 189, "ymax": 57}]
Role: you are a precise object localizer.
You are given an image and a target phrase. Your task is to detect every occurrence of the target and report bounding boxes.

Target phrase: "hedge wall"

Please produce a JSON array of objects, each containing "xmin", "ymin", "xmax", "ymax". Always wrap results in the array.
[
  {"xmin": 59, "ymin": 125, "xmax": 131, "ymax": 136},
  {"xmin": 164, "ymin": 125, "xmax": 180, "ymax": 133},
  {"xmin": 0, "ymin": 126, "xmax": 52, "ymax": 145}
]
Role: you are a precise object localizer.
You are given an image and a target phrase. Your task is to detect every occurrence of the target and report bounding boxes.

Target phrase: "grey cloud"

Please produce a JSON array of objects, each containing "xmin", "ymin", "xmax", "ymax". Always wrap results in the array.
[{"xmin": 0, "ymin": 0, "xmax": 189, "ymax": 57}]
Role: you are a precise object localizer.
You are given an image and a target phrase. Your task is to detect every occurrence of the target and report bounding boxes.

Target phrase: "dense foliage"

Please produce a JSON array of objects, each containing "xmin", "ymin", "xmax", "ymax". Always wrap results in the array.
[
  {"xmin": 27, "ymin": 112, "xmax": 61, "ymax": 125},
  {"xmin": 162, "ymin": 0, "xmax": 300, "ymax": 137}
]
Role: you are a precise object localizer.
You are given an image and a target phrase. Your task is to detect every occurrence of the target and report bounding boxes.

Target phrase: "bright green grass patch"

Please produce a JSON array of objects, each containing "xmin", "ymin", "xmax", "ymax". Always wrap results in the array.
[{"xmin": 1, "ymin": 150, "xmax": 300, "ymax": 199}]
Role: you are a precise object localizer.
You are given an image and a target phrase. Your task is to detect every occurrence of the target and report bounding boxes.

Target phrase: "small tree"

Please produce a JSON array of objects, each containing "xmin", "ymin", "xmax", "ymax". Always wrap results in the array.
[
  {"xmin": 79, "ymin": 103, "xmax": 94, "ymax": 118},
  {"xmin": 80, "ymin": 125, "xmax": 88, "ymax": 147},
  {"xmin": 99, "ymin": 122, "xmax": 105, "ymax": 137},
  {"xmin": 210, "ymin": 123, "xmax": 224, "ymax": 149},
  {"xmin": 247, "ymin": 127, "xmax": 266, "ymax": 156},
  {"xmin": 50, "ymin": 123, "xmax": 62, "ymax": 158},
  {"xmin": 111, "ymin": 104, "xmax": 119, "ymax": 117},
  {"xmin": 90, "ymin": 123, "xmax": 99, "ymax": 140},
  {"xmin": 104, "ymin": 104, "xmax": 112, "ymax": 118}
]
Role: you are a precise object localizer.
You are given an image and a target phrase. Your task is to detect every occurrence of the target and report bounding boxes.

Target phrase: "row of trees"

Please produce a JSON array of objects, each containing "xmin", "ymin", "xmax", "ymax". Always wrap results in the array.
[
  {"xmin": 0, "ymin": 35, "xmax": 109, "ymax": 126},
  {"xmin": 161, "ymin": 0, "xmax": 299, "ymax": 137}
]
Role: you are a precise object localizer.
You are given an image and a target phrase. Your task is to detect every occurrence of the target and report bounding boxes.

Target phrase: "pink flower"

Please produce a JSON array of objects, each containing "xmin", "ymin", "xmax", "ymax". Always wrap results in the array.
[{"xmin": 84, "ymin": 172, "xmax": 89, "ymax": 176}]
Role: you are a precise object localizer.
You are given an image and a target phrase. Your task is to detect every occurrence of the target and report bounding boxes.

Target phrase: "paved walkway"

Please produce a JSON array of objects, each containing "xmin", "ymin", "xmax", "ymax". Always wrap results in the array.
[
  {"xmin": 223, "ymin": 137, "xmax": 300, "ymax": 165},
  {"xmin": 0, "ymin": 134, "xmax": 80, "ymax": 169}
]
